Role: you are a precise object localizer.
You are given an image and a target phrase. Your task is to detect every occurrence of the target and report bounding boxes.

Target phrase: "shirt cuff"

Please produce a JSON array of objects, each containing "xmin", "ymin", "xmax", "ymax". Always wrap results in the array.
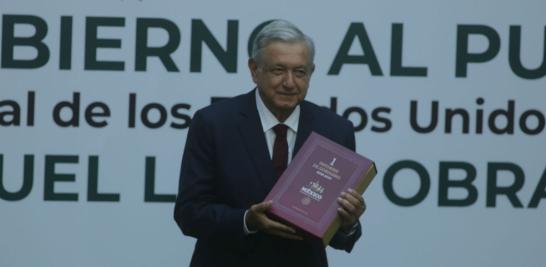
[
  {"xmin": 243, "ymin": 210, "xmax": 258, "ymax": 235},
  {"xmin": 340, "ymin": 221, "xmax": 359, "ymax": 236}
]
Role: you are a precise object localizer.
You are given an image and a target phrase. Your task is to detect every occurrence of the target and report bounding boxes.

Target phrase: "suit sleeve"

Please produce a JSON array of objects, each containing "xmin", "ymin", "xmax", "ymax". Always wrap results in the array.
[
  {"xmin": 173, "ymin": 110, "xmax": 247, "ymax": 246},
  {"xmin": 329, "ymin": 119, "xmax": 363, "ymax": 252}
]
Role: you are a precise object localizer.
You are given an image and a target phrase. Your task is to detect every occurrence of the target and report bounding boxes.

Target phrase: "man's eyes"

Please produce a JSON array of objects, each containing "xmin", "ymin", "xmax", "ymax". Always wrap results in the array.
[
  {"xmin": 268, "ymin": 68, "xmax": 308, "ymax": 77},
  {"xmin": 294, "ymin": 69, "xmax": 307, "ymax": 77},
  {"xmin": 271, "ymin": 68, "xmax": 285, "ymax": 75}
]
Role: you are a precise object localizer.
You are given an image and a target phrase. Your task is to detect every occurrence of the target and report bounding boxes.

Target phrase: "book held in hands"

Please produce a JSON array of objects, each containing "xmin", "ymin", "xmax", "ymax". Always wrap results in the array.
[{"xmin": 265, "ymin": 132, "xmax": 377, "ymax": 245}]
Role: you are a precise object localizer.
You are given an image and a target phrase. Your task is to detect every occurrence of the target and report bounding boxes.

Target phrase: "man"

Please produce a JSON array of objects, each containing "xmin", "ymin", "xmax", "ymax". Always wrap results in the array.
[{"xmin": 174, "ymin": 20, "xmax": 366, "ymax": 267}]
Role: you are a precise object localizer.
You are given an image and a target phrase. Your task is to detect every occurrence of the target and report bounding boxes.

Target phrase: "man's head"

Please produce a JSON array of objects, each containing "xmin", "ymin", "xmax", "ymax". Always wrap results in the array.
[{"xmin": 249, "ymin": 20, "xmax": 315, "ymax": 122}]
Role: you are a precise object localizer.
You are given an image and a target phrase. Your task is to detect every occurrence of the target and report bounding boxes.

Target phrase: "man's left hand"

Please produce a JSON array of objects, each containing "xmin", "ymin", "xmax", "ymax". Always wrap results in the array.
[{"xmin": 337, "ymin": 188, "xmax": 366, "ymax": 232}]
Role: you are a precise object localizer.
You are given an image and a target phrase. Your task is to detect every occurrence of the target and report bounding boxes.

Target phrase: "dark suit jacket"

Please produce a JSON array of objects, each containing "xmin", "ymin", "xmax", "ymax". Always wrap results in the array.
[{"xmin": 174, "ymin": 90, "xmax": 361, "ymax": 267}]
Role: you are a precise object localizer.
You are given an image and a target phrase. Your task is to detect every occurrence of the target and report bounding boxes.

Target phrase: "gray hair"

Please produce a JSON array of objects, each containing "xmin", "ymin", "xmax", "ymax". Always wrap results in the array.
[{"xmin": 251, "ymin": 20, "xmax": 315, "ymax": 65}]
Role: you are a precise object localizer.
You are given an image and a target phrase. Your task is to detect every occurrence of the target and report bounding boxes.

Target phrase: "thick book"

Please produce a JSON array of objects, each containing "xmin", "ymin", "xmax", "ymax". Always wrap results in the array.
[{"xmin": 264, "ymin": 131, "xmax": 377, "ymax": 246}]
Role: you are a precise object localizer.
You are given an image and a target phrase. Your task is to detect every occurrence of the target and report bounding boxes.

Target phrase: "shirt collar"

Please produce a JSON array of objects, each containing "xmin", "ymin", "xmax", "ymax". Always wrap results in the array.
[{"xmin": 255, "ymin": 89, "xmax": 300, "ymax": 133}]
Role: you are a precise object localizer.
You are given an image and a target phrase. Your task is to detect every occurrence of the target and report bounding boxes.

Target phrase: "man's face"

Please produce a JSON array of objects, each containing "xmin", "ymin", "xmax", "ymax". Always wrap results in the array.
[{"xmin": 249, "ymin": 41, "xmax": 315, "ymax": 121}]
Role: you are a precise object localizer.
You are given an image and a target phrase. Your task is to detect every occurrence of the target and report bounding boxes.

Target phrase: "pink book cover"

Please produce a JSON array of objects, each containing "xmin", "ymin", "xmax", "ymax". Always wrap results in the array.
[{"xmin": 265, "ymin": 132, "xmax": 376, "ymax": 244}]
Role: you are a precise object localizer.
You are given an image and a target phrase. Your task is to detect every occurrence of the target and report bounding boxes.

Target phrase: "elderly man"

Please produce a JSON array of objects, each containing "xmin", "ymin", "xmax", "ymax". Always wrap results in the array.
[{"xmin": 174, "ymin": 20, "xmax": 366, "ymax": 267}]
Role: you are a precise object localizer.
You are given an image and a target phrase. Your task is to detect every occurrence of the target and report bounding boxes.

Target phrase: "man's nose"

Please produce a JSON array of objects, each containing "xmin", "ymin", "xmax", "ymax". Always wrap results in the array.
[{"xmin": 282, "ymin": 71, "xmax": 296, "ymax": 89}]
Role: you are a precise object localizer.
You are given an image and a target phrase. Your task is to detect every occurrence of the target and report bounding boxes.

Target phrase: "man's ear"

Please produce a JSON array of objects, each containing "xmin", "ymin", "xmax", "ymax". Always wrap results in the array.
[{"xmin": 248, "ymin": 59, "xmax": 259, "ymax": 83}]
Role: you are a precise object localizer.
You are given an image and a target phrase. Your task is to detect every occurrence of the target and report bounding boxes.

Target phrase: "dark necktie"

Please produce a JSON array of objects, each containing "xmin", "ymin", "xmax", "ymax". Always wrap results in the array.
[{"xmin": 272, "ymin": 124, "xmax": 288, "ymax": 179}]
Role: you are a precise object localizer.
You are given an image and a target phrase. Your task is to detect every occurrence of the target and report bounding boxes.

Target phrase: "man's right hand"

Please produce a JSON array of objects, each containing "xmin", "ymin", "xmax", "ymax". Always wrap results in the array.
[{"xmin": 245, "ymin": 201, "xmax": 303, "ymax": 240}]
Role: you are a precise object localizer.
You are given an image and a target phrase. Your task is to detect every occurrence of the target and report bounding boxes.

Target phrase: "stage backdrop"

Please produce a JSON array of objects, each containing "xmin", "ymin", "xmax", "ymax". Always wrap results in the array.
[{"xmin": 1, "ymin": 0, "xmax": 545, "ymax": 266}]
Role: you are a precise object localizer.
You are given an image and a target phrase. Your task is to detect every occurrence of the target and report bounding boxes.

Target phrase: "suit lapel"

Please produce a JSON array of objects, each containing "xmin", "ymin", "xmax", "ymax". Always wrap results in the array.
[
  {"xmin": 237, "ymin": 91, "xmax": 277, "ymax": 191},
  {"xmin": 294, "ymin": 101, "xmax": 315, "ymax": 157}
]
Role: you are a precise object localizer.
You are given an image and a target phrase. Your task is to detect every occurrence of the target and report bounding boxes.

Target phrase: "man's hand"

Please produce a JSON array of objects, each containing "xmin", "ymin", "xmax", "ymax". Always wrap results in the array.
[
  {"xmin": 246, "ymin": 201, "xmax": 303, "ymax": 240},
  {"xmin": 337, "ymin": 188, "xmax": 366, "ymax": 232}
]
